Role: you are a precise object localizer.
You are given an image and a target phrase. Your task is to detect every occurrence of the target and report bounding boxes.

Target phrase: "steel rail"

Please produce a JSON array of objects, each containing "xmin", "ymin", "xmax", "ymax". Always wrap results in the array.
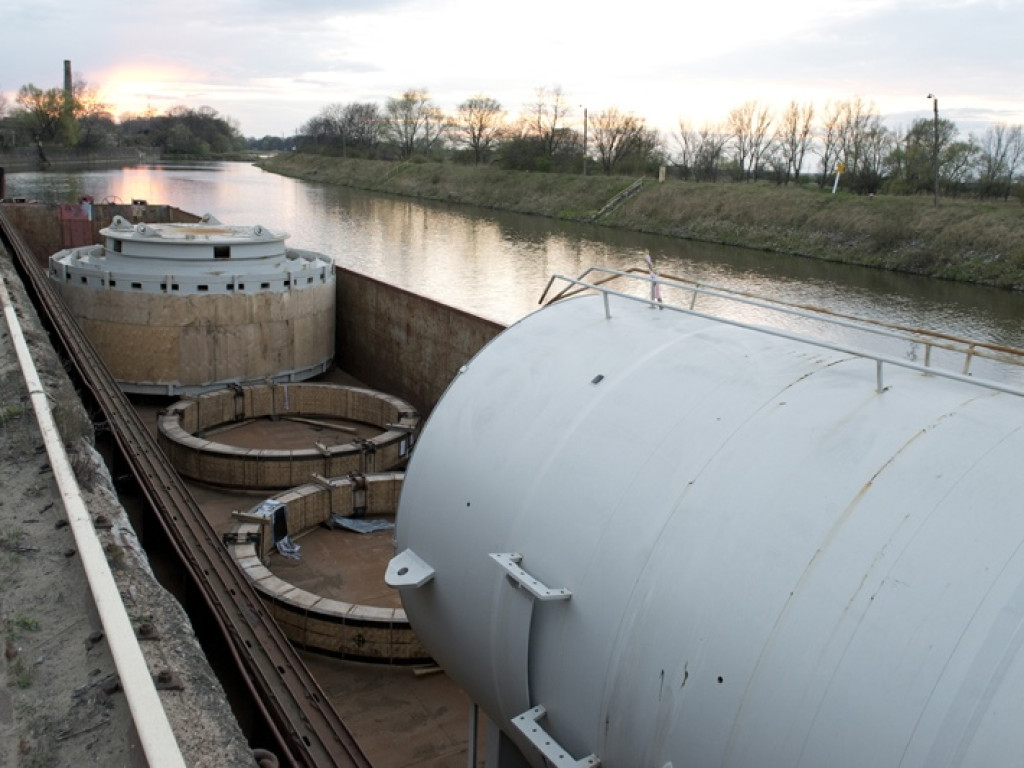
[
  {"xmin": 540, "ymin": 266, "xmax": 1024, "ymax": 370},
  {"xmin": 540, "ymin": 268, "xmax": 1024, "ymax": 398},
  {"xmin": 0, "ymin": 208, "xmax": 371, "ymax": 767}
]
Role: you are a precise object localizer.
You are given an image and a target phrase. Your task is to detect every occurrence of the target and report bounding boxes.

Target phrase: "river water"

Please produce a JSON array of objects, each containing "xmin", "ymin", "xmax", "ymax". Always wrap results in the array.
[{"xmin": 7, "ymin": 160, "xmax": 1024, "ymax": 362}]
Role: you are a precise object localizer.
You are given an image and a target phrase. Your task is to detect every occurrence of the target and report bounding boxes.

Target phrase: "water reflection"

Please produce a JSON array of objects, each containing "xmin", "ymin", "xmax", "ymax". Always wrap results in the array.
[{"xmin": 8, "ymin": 162, "xmax": 1024, "ymax": 350}]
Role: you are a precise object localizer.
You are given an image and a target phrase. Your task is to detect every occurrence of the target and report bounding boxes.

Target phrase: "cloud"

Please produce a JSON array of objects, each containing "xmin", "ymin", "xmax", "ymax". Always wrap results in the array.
[
  {"xmin": 686, "ymin": 2, "xmax": 1024, "ymax": 104},
  {"xmin": 2, "ymin": 0, "xmax": 1021, "ymax": 137}
]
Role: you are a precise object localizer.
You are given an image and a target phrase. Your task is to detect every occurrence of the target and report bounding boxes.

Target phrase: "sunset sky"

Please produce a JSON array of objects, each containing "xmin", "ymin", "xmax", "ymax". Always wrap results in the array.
[{"xmin": 2, "ymin": 0, "xmax": 1022, "ymax": 140}]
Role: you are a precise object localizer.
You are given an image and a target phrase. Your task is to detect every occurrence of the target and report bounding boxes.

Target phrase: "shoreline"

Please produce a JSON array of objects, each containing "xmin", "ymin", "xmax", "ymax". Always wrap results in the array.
[
  {"xmin": 256, "ymin": 153, "xmax": 1024, "ymax": 292},
  {"xmin": 0, "ymin": 148, "xmax": 163, "ymax": 174}
]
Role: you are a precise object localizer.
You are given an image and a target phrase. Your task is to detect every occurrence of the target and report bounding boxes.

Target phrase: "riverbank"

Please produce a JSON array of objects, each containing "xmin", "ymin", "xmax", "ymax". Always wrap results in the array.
[
  {"xmin": 257, "ymin": 153, "xmax": 1024, "ymax": 291},
  {"xmin": 0, "ymin": 148, "xmax": 165, "ymax": 174}
]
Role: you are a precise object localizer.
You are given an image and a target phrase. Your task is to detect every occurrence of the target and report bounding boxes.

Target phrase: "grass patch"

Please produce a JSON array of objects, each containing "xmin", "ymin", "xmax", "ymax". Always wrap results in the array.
[
  {"xmin": 6, "ymin": 614, "xmax": 41, "ymax": 641},
  {"xmin": 9, "ymin": 657, "xmax": 33, "ymax": 689},
  {"xmin": 13, "ymin": 616, "xmax": 40, "ymax": 633},
  {"xmin": 1, "ymin": 404, "xmax": 26, "ymax": 419}
]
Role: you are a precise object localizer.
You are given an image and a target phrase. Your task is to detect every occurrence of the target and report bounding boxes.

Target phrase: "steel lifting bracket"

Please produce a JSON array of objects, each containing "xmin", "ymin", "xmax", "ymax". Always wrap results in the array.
[
  {"xmin": 511, "ymin": 705, "xmax": 600, "ymax": 767},
  {"xmin": 385, "ymin": 548, "xmax": 436, "ymax": 588},
  {"xmin": 491, "ymin": 553, "xmax": 571, "ymax": 601}
]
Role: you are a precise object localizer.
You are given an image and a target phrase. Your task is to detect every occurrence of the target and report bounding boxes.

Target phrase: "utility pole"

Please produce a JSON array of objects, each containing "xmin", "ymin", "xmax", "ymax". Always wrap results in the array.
[
  {"xmin": 927, "ymin": 93, "xmax": 939, "ymax": 205},
  {"xmin": 581, "ymin": 107, "xmax": 588, "ymax": 176}
]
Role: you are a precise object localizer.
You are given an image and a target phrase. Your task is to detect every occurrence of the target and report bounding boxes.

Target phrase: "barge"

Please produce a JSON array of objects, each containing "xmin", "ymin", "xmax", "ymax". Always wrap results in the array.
[
  {"xmin": 1, "ymin": 200, "xmax": 502, "ymax": 766},
  {"xmin": 10, "ymin": 198, "xmax": 1024, "ymax": 767}
]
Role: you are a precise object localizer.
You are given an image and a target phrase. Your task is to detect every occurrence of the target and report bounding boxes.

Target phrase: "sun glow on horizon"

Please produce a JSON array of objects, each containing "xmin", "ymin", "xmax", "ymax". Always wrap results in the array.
[{"xmin": 96, "ymin": 65, "xmax": 204, "ymax": 119}]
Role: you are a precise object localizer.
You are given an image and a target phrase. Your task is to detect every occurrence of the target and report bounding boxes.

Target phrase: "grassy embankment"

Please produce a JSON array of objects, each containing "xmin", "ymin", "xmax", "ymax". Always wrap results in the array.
[{"xmin": 258, "ymin": 153, "xmax": 1024, "ymax": 290}]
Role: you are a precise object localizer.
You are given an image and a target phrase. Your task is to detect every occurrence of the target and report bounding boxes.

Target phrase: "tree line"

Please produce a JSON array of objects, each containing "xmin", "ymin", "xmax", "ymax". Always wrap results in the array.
[
  {"xmin": 0, "ymin": 79, "xmax": 250, "ymax": 157},
  {"xmin": 298, "ymin": 87, "xmax": 1023, "ymax": 201},
  {"xmin": 2, "ymin": 75, "xmax": 1021, "ymax": 201},
  {"xmin": 297, "ymin": 86, "xmax": 661, "ymax": 177}
]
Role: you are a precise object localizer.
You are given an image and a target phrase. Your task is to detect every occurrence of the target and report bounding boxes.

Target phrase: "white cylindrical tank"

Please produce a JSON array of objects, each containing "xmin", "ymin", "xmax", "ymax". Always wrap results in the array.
[{"xmin": 389, "ymin": 288, "xmax": 1024, "ymax": 767}]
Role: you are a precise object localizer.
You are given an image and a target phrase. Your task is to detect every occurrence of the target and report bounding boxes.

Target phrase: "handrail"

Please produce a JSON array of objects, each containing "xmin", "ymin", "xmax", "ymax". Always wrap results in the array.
[
  {"xmin": 538, "ymin": 267, "xmax": 1024, "ymax": 399},
  {"xmin": 589, "ymin": 178, "xmax": 646, "ymax": 221}
]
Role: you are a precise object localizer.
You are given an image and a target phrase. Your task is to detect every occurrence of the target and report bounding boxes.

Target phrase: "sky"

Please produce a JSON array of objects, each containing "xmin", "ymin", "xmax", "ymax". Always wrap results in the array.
[{"xmin": 2, "ymin": 0, "xmax": 1022, "ymax": 142}]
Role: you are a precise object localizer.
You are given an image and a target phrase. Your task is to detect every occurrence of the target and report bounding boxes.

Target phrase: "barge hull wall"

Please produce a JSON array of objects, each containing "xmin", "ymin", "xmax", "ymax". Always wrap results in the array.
[
  {"xmin": 334, "ymin": 267, "xmax": 504, "ymax": 415},
  {"xmin": 2, "ymin": 203, "xmax": 201, "ymax": 261}
]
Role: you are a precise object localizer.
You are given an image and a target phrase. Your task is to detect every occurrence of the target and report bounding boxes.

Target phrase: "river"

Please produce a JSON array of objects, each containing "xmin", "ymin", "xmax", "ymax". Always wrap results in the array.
[{"xmin": 7, "ymin": 160, "xmax": 1023, "ymax": 357}]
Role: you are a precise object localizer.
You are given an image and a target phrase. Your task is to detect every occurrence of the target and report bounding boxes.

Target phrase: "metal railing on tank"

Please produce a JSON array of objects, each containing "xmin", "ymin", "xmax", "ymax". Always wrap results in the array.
[{"xmin": 539, "ymin": 266, "xmax": 1024, "ymax": 399}]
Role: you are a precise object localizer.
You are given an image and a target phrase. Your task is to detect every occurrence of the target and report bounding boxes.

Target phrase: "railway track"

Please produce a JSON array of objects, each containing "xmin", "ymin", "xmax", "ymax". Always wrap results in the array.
[{"xmin": 0, "ymin": 207, "xmax": 371, "ymax": 767}]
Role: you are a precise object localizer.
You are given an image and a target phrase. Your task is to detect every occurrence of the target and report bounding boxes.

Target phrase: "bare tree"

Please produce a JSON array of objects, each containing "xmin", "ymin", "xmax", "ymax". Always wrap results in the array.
[
  {"xmin": 749, "ymin": 105, "xmax": 775, "ymax": 181},
  {"xmin": 857, "ymin": 121, "xmax": 896, "ymax": 193},
  {"xmin": 522, "ymin": 85, "xmax": 573, "ymax": 159},
  {"xmin": 384, "ymin": 89, "xmax": 440, "ymax": 160},
  {"xmin": 976, "ymin": 123, "xmax": 1024, "ymax": 200},
  {"xmin": 727, "ymin": 100, "xmax": 773, "ymax": 180},
  {"xmin": 343, "ymin": 102, "xmax": 383, "ymax": 154},
  {"xmin": 673, "ymin": 120, "xmax": 698, "ymax": 179},
  {"xmin": 816, "ymin": 100, "xmax": 844, "ymax": 187},
  {"xmin": 692, "ymin": 122, "xmax": 730, "ymax": 182},
  {"xmin": 774, "ymin": 100, "xmax": 815, "ymax": 184},
  {"xmin": 302, "ymin": 103, "xmax": 344, "ymax": 145},
  {"xmin": 456, "ymin": 95, "xmax": 505, "ymax": 163},
  {"xmin": 836, "ymin": 96, "xmax": 876, "ymax": 179},
  {"xmin": 726, "ymin": 103, "xmax": 751, "ymax": 180},
  {"xmin": 639, "ymin": 126, "xmax": 666, "ymax": 170},
  {"xmin": 814, "ymin": 97, "xmax": 892, "ymax": 193},
  {"xmin": 74, "ymin": 80, "xmax": 115, "ymax": 149},
  {"xmin": 675, "ymin": 120, "xmax": 724, "ymax": 180},
  {"xmin": 590, "ymin": 107, "xmax": 652, "ymax": 174},
  {"xmin": 763, "ymin": 143, "xmax": 792, "ymax": 184},
  {"xmin": 422, "ymin": 103, "xmax": 449, "ymax": 157}
]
